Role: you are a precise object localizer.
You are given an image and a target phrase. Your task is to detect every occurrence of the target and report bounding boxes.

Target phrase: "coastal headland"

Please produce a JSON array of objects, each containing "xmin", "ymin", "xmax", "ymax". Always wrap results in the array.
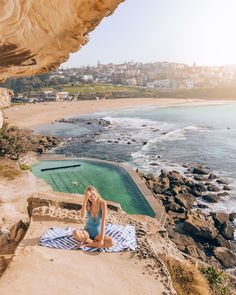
[{"xmin": 1, "ymin": 98, "xmax": 236, "ymax": 294}]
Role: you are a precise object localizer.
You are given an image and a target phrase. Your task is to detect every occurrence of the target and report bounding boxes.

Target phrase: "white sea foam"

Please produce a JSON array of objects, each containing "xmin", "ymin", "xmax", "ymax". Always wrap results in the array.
[
  {"xmin": 94, "ymin": 116, "xmax": 174, "ymax": 144},
  {"xmin": 184, "ymin": 125, "xmax": 210, "ymax": 132},
  {"xmin": 102, "ymin": 116, "xmax": 170, "ymax": 130}
]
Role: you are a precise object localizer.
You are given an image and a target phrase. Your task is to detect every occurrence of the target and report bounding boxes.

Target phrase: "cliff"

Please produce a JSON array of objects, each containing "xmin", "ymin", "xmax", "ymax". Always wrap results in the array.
[
  {"xmin": 0, "ymin": 87, "xmax": 13, "ymax": 128},
  {"xmin": 0, "ymin": 0, "xmax": 124, "ymax": 81},
  {"xmin": 0, "ymin": 88, "xmax": 12, "ymax": 108}
]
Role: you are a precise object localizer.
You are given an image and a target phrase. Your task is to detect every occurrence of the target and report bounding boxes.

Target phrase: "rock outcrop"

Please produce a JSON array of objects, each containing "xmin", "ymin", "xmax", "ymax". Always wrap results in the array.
[
  {"xmin": 0, "ymin": 0, "xmax": 124, "ymax": 81},
  {"xmin": 136, "ymin": 168, "xmax": 236, "ymax": 269},
  {"xmin": 0, "ymin": 192, "xmax": 179, "ymax": 295},
  {"xmin": 0, "ymin": 88, "xmax": 13, "ymax": 128},
  {"xmin": 0, "ymin": 88, "xmax": 12, "ymax": 108}
]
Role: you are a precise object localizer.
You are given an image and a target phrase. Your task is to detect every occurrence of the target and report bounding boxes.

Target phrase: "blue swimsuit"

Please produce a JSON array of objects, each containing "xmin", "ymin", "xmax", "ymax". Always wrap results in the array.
[{"xmin": 84, "ymin": 207, "xmax": 102, "ymax": 239}]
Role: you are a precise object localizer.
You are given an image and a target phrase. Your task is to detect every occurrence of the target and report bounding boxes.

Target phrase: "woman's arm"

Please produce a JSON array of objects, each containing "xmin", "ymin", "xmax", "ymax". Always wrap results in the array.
[
  {"xmin": 80, "ymin": 195, "xmax": 88, "ymax": 218},
  {"xmin": 100, "ymin": 200, "xmax": 107, "ymax": 243}
]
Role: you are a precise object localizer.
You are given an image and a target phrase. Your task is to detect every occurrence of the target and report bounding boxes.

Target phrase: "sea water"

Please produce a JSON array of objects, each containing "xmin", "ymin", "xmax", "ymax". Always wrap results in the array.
[{"xmin": 34, "ymin": 101, "xmax": 236, "ymax": 214}]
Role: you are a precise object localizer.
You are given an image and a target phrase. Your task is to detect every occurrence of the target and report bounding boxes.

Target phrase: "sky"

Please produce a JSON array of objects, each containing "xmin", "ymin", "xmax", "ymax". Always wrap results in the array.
[{"xmin": 62, "ymin": 0, "xmax": 236, "ymax": 68}]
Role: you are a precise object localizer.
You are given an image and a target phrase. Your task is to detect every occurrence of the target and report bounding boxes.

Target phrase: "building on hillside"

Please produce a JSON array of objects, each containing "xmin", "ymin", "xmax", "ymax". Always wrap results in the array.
[
  {"xmin": 82, "ymin": 75, "xmax": 93, "ymax": 82},
  {"xmin": 56, "ymin": 92, "xmax": 70, "ymax": 101},
  {"xmin": 43, "ymin": 91, "xmax": 56, "ymax": 101}
]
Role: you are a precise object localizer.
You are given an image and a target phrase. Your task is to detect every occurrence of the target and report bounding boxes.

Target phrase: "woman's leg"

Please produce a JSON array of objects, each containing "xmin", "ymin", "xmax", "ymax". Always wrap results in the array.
[
  {"xmin": 87, "ymin": 234, "xmax": 113, "ymax": 248},
  {"xmin": 73, "ymin": 229, "xmax": 92, "ymax": 244}
]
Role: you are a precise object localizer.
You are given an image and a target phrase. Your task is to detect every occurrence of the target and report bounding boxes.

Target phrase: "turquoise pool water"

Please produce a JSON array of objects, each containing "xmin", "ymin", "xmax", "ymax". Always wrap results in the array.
[{"xmin": 31, "ymin": 159, "xmax": 155, "ymax": 217}]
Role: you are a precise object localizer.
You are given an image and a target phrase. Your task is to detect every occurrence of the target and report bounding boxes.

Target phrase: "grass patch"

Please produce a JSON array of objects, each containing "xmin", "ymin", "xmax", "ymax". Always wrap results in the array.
[
  {"xmin": 201, "ymin": 266, "xmax": 236, "ymax": 295},
  {"xmin": 0, "ymin": 158, "xmax": 22, "ymax": 180},
  {"xmin": 163, "ymin": 256, "xmax": 211, "ymax": 295}
]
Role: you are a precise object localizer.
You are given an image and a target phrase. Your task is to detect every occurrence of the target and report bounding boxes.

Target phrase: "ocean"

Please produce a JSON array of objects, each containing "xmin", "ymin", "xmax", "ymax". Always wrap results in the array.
[{"xmin": 34, "ymin": 101, "xmax": 236, "ymax": 214}]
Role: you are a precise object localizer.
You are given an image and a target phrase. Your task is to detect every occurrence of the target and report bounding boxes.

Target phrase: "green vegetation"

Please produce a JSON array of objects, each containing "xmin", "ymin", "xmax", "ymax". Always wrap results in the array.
[
  {"xmin": 201, "ymin": 266, "xmax": 235, "ymax": 295},
  {"xmin": 163, "ymin": 256, "xmax": 212, "ymax": 295},
  {"xmin": 0, "ymin": 123, "xmax": 35, "ymax": 160},
  {"xmin": 20, "ymin": 163, "xmax": 30, "ymax": 171},
  {"xmin": 2, "ymin": 71, "xmax": 236, "ymax": 99}
]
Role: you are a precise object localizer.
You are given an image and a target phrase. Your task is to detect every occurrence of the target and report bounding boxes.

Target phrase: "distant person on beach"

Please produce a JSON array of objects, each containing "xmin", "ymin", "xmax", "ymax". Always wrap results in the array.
[{"xmin": 73, "ymin": 185, "xmax": 113, "ymax": 248}]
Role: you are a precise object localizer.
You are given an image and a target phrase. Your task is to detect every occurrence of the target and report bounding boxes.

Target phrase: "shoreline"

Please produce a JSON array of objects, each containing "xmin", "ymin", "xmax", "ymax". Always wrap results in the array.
[{"xmin": 4, "ymin": 97, "xmax": 236, "ymax": 129}]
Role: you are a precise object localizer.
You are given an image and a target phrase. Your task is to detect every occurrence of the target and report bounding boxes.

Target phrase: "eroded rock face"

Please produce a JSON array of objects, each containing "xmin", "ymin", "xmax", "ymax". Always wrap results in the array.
[
  {"xmin": 0, "ymin": 0, "xmax": 124, "ymax": 81},
  {"xmin": 0, "ymin": 88, "xmax": 12, "ymax": 107},
  {"xmin": 0, "ymin": 87, "xmax": 12, "ymax": 128}
]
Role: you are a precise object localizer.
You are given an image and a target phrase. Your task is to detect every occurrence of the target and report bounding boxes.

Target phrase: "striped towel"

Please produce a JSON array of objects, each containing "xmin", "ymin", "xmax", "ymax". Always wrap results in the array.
[{"xmin": 39, "ymin": 224, "xmax": 137, "ymax": 252}]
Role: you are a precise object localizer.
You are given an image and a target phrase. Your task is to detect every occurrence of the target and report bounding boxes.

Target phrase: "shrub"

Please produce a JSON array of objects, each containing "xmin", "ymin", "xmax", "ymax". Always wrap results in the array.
[
  {"xmin": 0, "ymin": 123, "xmax": 35, "ymax": 160},
  {"xmin": 201, "ymin": 266, "xmax": 235, "ymax": 295},
  {"xmin": 19, "ymin": 163, "xmax": 30, "ymax": 170},
  {"xmin": 163, "ymin": 256, "xmax": 211, "ymax": 295}
]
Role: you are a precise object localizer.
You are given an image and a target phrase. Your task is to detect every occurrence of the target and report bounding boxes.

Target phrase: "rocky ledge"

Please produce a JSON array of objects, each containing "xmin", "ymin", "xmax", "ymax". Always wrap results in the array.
[
  {"xmin": 136, "ymin": 166, "xmax": 236, "ymax": 270},
  {"xmin": 0, "ymin": 192, "xmax": 180, "ymax": 295}
]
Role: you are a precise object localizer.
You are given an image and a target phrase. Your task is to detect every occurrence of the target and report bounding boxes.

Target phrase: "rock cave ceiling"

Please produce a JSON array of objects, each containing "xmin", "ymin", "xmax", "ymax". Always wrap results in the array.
[{"xmin": 0, "ymin": 0, "xmax": 124, "ymax": 81}]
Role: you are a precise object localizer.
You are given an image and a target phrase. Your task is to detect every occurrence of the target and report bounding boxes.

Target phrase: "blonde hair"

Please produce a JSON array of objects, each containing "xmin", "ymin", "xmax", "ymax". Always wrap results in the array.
[
  {"xmin": 80, "ymin": 185, "xmax": 103, "ymax": 217},
  {"xmin": 84, "ymin": 185, "xmax": 102, "ymax": 201}
]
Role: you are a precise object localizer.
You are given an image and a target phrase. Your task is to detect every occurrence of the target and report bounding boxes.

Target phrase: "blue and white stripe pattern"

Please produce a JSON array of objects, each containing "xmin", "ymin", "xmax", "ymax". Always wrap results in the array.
[{"xmin": 39, "ymin": 224, "xmax": 137, "ymax": 252}]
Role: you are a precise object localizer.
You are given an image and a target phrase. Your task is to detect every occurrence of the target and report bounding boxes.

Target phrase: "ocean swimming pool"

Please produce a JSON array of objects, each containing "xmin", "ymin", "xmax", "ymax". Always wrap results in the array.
[{"xmin": 31, "ymin": 159, "xmax": 155, "ymax": 217}]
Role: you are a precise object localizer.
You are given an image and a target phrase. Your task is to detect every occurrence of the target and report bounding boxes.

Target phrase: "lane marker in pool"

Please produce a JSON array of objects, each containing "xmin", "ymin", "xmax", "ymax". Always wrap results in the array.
[{"xmin": 41, "ymin": 164, "xmax": 81, "ymax": 171}]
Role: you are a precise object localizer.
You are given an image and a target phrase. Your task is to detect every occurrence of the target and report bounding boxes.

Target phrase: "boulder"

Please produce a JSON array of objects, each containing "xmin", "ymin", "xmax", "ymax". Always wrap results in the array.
[
  {"xmin": 190, "ymin": 190, "xmax": 203, "ymax": 198},
  {"xmin": 221, "ymin": 223, "xmax": 235, "ymax": 240},
  {"xmin": 213, "ymin": 247, "xmax": 236, "ymax": 268},
  {"xmin": 167, "ymin": 202, "xmax": 181, "ymax": 213},
  {"xmin": 211, "ymin": 212, "xmax": 229, "ymax": 228},
  {"xmin": 167, "ymin": 171, "xmax": 185, "ymax": 185},
  {"xmin": 168, "ymin": 231, "xmax": 206, "ymax": 261},
  {"xmin": 197, "ymin": 203, "xmax": 209, "ymax": 209},
  {"xmin": 208, "ymin": 173, "xmax": 217, "ymax": 180},
  {"xmin": 168, "ymin": 231, "xmax": 196, "ymax": 252},
  {"xmin": 187, "ymin": 181, "xmax": 206, "ymax": 194},
  {"xmin": 183, "ymin": 211, "xmax": 218, "ymax": 241},
  {"xmin": 229, "ymin": 213, "xmax": 236, "ymax": 222},
  {"xmin": 223, "ymin": 185, "xmax": 231, "ymax": 191},
  {"xmin": 161, "ymin": 177, "xmax": 170, "ymax": 191},
  {"xmin": 216, "ymin": 179, "xmax": 229, "ymax": 185},
  {"xmin": 144, "ymin": 174, "xmax": 154, "ymax": 181},
  {"xmin": 185, "ymin": 245, "xmax": 207, "ymax": 261},
  {"xmin": 207, "ymin": 185, "xmax": 220, "ymax": 192},
  {"xmin": 171, "ymin": 186, "xmax": 182, "ymax": 196},
  {"xmin": 217, "ymin": 192, "xmax": 229, "ymax": 197},
  {"xmin": 174, "ymin": 193, "xmax": 195, "ymax": 210},
  {"xmin": 202, "ymin": 194, "xmax": 220, "ymax": 203},
  {"xmin": 192, "ymin": 166, "xmax": 209, "ymax": 175},
  {"xmin": 214, "ymin": 234, "xmax": 232, "ymax": 249},
  {"xmin": 35, "ymin": 145, "xmax": 45, "ymax": 154},
  {"xmin": 194, "ymin": 175, "xmax": 207, "ymax": 181},
  {"xmin": 168, "ymin": 211, "xmax": 187, "ymax": 221}
]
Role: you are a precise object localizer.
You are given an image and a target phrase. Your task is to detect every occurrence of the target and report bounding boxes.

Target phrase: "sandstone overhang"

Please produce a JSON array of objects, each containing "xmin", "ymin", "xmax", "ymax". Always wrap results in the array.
[{"xmin": 0, "ymin": 0, "xmax": 124, "ymax": 81}]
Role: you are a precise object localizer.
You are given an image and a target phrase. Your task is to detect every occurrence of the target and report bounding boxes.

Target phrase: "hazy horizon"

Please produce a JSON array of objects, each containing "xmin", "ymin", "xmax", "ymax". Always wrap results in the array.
[{"xmin": 62, "ymin": 0, "xmax": 236, "ymax": 69}]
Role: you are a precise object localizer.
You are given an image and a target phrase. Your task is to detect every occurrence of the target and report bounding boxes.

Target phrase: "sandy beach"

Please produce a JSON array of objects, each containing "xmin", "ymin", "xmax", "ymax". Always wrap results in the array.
[{"xmin": 3, "ymin": 97, "xmax": 233, "ymax": 129}]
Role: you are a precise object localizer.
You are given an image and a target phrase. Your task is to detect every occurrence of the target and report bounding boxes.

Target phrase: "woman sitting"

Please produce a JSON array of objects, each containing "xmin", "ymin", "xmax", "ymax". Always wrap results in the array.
[{"xmin": 73, "ymin": 185, "xmax": 113, "ymax": 248}]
